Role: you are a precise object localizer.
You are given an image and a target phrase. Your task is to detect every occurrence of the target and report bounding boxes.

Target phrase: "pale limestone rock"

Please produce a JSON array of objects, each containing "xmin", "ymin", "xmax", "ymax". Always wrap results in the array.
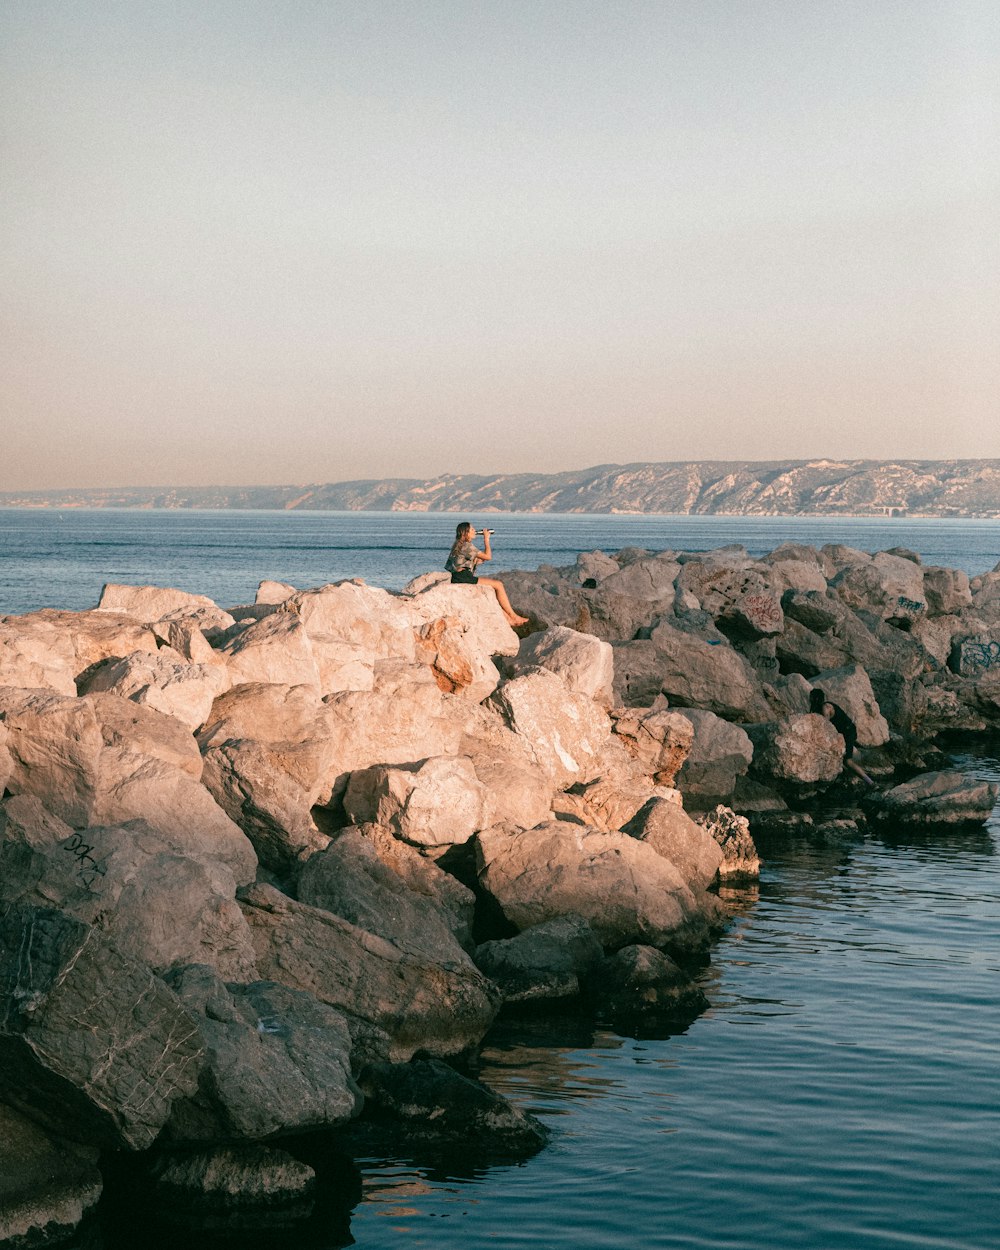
[
  {"xmin": 404, "ymin": 580, "xmax": 520, "ymax": 698},
  {"xmin": 413, "ymin": 614, "xmax": 499, "ymax": 700},
  {"xmin": 81, "ymin": 648, "xmax": 231, "ymax": 731},
  {"xmin": 922, "ymin": 566, "xmax": 972, "ymax": 616},
  {"xmin": 473, "ymin": 915, "xmax": 603, "ymax": 1003},
  {"xmin": 645, "ymin": 620, "xmax": 770, "ymax": 720},
  {"xmin": 747, "ymin": 714, "xmax": 845, "ymax": 785},
  {"xmin": 622, "ymin": 797, "xmax": 724, "ymax": 891},
  {"xmin": 98, "ymin": 582, "xmax": 228, "ymax": 625},
  {"xmin": 198, "ymin": 681, "xmax": 329, "ymax": 749},
  {"xmin": 298, "ymin": 828, "xmax": 476, "ymax": 965},
  {"xmin": 151, "ymin": 618, "xmax": 226, "ymax": 665},
  {"xmin": 511, "ymin": 626, "xmax": 614, "ymax": 706},
  {"xmin": 718, "ymin": 590, "xmax": 785, "ymax": 638},
  {"xmin": 0, "ymin": 905, "xmax": 204, "ymax": 1150},
  {"xmin": 867, "ymin": 770, "xmax": 999, "ymax": 826},
  {"xmin": 219, "ymin": 612, "xmax": 322, "ymax": 690},
  {"xmin": 487, "ymin": 668, "xmax": 611, "ymax": 788},
  {"xmin": 401, "ymin": 570, "xmax": 451, "ymax": 594},
  {"xmin": 89, "ymin": 691, "xmax": 203, "ymax": 777},
  {"xmin": 0, "ymin": 689, "xmax": 103, "ymax": 826},
  {"xmin": 610, "ymin": 705, "xmax": 694, "ymax": 785},
  {"xmin": 344, "ymin": 756, "xmax": 489, "ymax": 847},
  {"xmin": 696, "ymin": 805, "xmax": 761, "ymax": 879},
  {"xmin": 766, "ymin": 558, "xmax": 829, "ymax": 594},
  {"xmin": 830, "ymin": 552, "xmax": 927, "ymax": 623},
  {"xmin": 673, "ymin": 709, "xmax": 753, "ymax": 801},
  {"xmin": 575, "ymin": 550, "xmax": 620, "ymax": 583},
  {"xmin": 911, "ymin": 615, "xmax": 963, "ymax": 668},
  {"xmin": 811, "ymin": 665, "xmax": 890, "ymax": 746},
  {"xmin": 475, "ymin": 820, "xmax": 698, "ymax": 947},
  {"xmin": 0, "ymin": 812, "xmax": 257, "ymax": 980},
  {"xmin": 0, "ymin": 617, "xmax": 79, "ymax": 695},
  {"xmin": 598, "ymin": 556, "xmax": 680, "ymax": 602},
  {"xmin": 553, "ymin": 771, "xmax": 675, "ymax": 833},
  {"xmin": 293, "ymin": 582, "xmax": 416, "ymax": 660},
  {"xmin": 256, "ymin": 580, "xmax": 297, "ymax": 604},
  {"xmin": 240, "ymin": 882, "xmax": 500, "ymax": 1063},
  {"xmin": 164, "ymin": 967, "xmax": 359, "ymax": 1142}
]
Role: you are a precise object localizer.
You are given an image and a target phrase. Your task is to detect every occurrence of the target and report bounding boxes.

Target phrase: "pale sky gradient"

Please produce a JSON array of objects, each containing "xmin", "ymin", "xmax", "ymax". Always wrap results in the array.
[{"xmin": 2, "ymin": 1, "xmax": 998, "ymax": 489}]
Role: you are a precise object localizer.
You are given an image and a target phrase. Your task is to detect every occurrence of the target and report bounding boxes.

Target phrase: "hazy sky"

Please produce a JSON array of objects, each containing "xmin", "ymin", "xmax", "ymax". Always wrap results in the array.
[{"xmin": 3, "ymin": 1, "xmax": 998, "ymax": 489}]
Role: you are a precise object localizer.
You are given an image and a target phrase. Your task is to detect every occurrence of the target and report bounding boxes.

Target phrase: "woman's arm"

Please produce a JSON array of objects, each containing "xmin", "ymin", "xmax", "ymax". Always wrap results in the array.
[{"xmin": 473, "ymin": 528, "xmax": 493, "ymax": 563}]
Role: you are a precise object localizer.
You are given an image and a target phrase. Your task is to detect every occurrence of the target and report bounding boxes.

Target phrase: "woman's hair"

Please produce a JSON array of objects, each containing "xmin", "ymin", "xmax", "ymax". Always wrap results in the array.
[
  {"xmin": 449, "ymin": 521, "xmax": 474, "ymax": 561},
  {"xmin": 809, "ymin": 688, "xmax": 827, "ymax": 713}
]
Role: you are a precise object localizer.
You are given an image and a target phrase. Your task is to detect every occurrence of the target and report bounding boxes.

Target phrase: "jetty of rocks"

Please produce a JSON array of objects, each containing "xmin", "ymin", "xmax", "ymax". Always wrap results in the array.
[{"xmin": 1, "ymin": 540, "xmax": 997, "ymax": 1243}]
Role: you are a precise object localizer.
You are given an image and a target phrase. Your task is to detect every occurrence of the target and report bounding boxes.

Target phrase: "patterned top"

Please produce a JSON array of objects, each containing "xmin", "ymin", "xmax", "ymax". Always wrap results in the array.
[{"xmin": 446, "ymin": 540, "xmax": 479, "ymax": 574}]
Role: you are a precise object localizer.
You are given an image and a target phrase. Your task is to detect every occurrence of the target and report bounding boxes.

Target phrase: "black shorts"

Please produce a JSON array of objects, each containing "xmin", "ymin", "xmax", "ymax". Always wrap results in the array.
[{"xmin": 450, "ymin": 569, "xmax": 478, "ymax": 585}]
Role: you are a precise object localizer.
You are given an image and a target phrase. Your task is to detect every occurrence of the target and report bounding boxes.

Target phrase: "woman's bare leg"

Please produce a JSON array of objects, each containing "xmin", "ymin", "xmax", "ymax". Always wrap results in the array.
[
  {"xmin": 846, "ymin": 757, "xmax": 876, "ymax": 786},
  {"xmin": 478, "ymin": 577, "xmax": 528, "ymax": 626}
]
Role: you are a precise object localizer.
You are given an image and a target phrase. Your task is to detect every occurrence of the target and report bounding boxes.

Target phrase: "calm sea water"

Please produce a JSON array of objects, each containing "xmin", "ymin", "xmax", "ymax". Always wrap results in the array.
[
  {"xmin": 2, "ymin": 508, "xmax": 999, "ymax": 617},
  {"xmin": 3, "ymin": 510, "xmax": 999, "ymax": 1250}
]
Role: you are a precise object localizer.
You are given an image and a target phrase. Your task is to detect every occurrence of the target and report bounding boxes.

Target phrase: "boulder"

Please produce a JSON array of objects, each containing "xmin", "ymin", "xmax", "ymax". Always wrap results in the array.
[
  {"xmin": 766, "ymin": 559, "xmax": 829, "ymax": 594},
  {"xmin": 473, "ymin": 915, "xmax": 603, "ymax": 1003},
  {"xmin": 148, "ymin": 1145, "xmax": 315, "ymax": 1229},
  {"xmin": 673, "ymin": 709, "xmax": 753, "ymax": 802},
  {"xmin": 343, "ymin": 756, "xmax": 490, "ymax": 848},
  {"xmin": 644, "ymin": 620, "xmax": 769, "ymax": 720},
  {"xmin": 218, "ymin": 612, "xmax": 322, "ymax": 690},
  {"xmin": 404, "ymin": 580, "xmax": 520, "ymax": 698},
  {"xmin": 717, "ymin": 591, "xmax": 785, "ymax": 639},
  {"xmin": 810, "ymin": 665, "xmax": 890, "ymax": 746},
  {"xmin": 0, "ymin": 617, "xmax": 78, "ymax": 696},
  {"xmin": 256, "ymin": 580, "xmax": 297, "ymax": 605},
  {"xmin": 511, "ymin": 626, "xmax": 614, "ymax": 706},
  {"xmin": 949, "ymin": 634, "xmax": 1000, "ymax": 679},
  {"xmin": 780, "ymin": 590, "xmax": 839, "ymax": 634},
  {"xmin": 575, "ymin": 550, "xmax": 620, "ymax": 583},
  {"xmin": 98, "ymin": 583, "xmax": 230, "ymax": 627},
  {"xmin": 747, "ymin": 714, "xmax": 845, "ymax": 785},
  {"xmin": 0, "ymin": 689, "xmax": 103, "ymax": 827},
  {"xmin": 0, "ymin": 905, "xmax": 203, "ymax": 1149},
  {"xmin": 298, "ymin": 828, "xmax": 476, "ymax": 965},
  {"xmin": 488, "ymin": 669, "xmax": 612, "ymax": 788},
  {"xmin": 610, "ymin": 706, "xmax": 694, "ymax": 785},
  {"xmin": 588, "ymin": 945, "xmax": 709, "ymax": 1019},
  {"xmin": 151, "ymin": 617, "xmax": 227, "ymax": 665},
  {"xmin": 240, "ymin": 883, "xmax": 500, "ymax": 1064},
  {"xmin": 0, "ymin": 1103, "xmax": 102, "ymax": 1249},
  {"xmin": 80, "ymin": 648, "xmax": 231, "ymax": 731},
  {"xmin": 695, "ymin": 806, "xmax": 761, "ymax": 879},
  {"xmin": 0, "ymin": 808, "xmax": 257, "ymax": 981},
  {"xmin": 357, "ymin": 1058, "xmax": 547, "ymax": 1153},
  {"xmin": 622, "ymin": 797, "xmax": 724, "ymax": 891},
  {"xmin": 866, "ymin": 770, "xmax": 999, "ymax": 826},
  {"xmin": 164, "ymin": 966, "xmax": 360, "ymax": 1142},
  {"xmin": 830, "ymin": 552, "xmax": 927, "ymax": 624},
  {"xmin": 922, "ymin": 566, "xmax": 972, "ymax": 616},
  {"xmin": 611, "ymin": 639, "xmax": 673, "ymax": 706},
  {"xmin": 345, "ymin": 822, "xmax": 476, "ymax": 947},
  {"xmin": 552, "ymin": 771, "xmax": 673, "ymax": 833},
  {"xmin": 598, "ymin": 555, "xmax": 680, "ymax": 603},
  {"xmin": 413, "ymin": 615, "xmax": 483, "ymax": 696},
  {"xmin": 774, "ymin": 619, "xmax": 853, "ymax": 678},
  {"xmin": 475, "ymin": 821, "xmax": 698, "ymax": 948}
]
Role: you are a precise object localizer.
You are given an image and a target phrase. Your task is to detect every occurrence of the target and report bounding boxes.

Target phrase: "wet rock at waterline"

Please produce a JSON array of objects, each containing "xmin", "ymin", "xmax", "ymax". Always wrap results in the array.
[{"xmin": 865, "ymin": 770, "xmax": 1000, "ymax": 827}]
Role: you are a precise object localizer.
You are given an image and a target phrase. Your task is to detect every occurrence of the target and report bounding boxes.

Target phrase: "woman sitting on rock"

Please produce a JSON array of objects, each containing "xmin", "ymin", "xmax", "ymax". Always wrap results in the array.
[
  {"xmin": 809, "ymin": 687, "xmax": 876, "ymax": 785},
  {"xmin": 446, "ymin": 522, "xmax": 528, "ymax": 628}
]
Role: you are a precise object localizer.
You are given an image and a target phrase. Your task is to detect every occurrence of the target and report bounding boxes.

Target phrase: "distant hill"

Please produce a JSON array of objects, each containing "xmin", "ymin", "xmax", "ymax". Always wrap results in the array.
[{"xmin": 4, "ymin": 460, "xmax": 1000, "ymax": 517}]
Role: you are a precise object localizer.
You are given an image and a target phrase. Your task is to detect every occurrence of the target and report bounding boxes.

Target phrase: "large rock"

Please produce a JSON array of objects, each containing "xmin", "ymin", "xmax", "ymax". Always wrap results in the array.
[
  {"xmin": 240, "ymin": 883, "xmax": 500, "ymax": 1064},
  {"xmin": 0, "ymin": 617, "xmax": 79, "ymax": 696},
  {"xmin": 553, "ymin": 770, "xmax": 673, "ymax": 834},
  {"xmin": 780, "ymin": 590, "xmax": 840, "ymax": 634},
  {"xmin": 830, "ymin": 552, "xmax": 927, "ymax": 624},
  {"xmin": 0, "ymin": 689, "xmax": 102, "ymax": 827},
  {"xmin": 343, "ymin": 756, "xmax": 490, "ymax": 848},
  {"xmin": 610, "ymin": 706, "xmax": 693, "ymax": 785},
  {"xmin": 588, "ymin": 945, "xmax": 709, "ymax": 1020},
  {"xmin": 644, "ymin": 620, "xmax": 769, "ymax": 720},
  {"xmin": 747, "ymin": 714, "xmax": 845, "ymax": 785},
  {"xmin": 922, "ymin": 566, "xmax": 972, "ymax": 616},
  {"xmin": 0, "ymin": 801, "xmax": 257, "ymax": 981},
  {"xmin": 164, "ymin": 966, "xmax": 360, "ymax": 1142},
  {"xmin": 475, "ymin": 821, "xmax": 698, "ymax": 947},
  {"xmin": 473, "ymin": 916, "xmax": 603, "ymax": 1004},
  {"xmin": 511, "ymin": 626, "xmax": 614, "ymax": 706},
  {"xmin": 622, "ymin": 797, "xmax": 724, "ymax": 891},
  {"xmin": 148, "ymin": 1145, "xmax": 315, "ymax": 1229},
  {"xmin": 219, "ymin": 612, "xmax": 322, "ymax": 690},
  {"xmin": 717, "ymin": 590, "xmax": 785, "ymax": 639},
  {"xmin": 0, "ymin": 1103, "xmax": 102, "ymax": 1249},
  {"xmin": 695, "ymin": 806, "xmax": 761, "ymax": 879},
  {"xmin": 488, "ymin": 668, "xmax": 612, "ymax": 788},
  {"xmin": 673, "ymin": 708, "xmax": 753, "ymax": 802},
  {"xmin": 357, "ymin": 1058, "xmax": 547, "ymax": 1153},
  {"xmin": 404, "ymin": 580, "xmax": 521, "ymax": 700},
  {"xmin": 98, "ymin": 583, "xmax": 231, "ymax": 627},
  {"xmin": 866, "ymin": 770, "xmax": 999, "ymax": 826},
  {"xmin": 0, "ymin": 906, "xmax": 203, "ymax": 1149},
  {"xmin": 810, "ymin": 665, "xmax": 890, "ymax": 746},
  {"xmin": 81, "ymin": 647, "xmax": 231, "ymax": 731},
  {"xmin": 298, "ymin": 828, "xmax": 476, "ymax": 964}
]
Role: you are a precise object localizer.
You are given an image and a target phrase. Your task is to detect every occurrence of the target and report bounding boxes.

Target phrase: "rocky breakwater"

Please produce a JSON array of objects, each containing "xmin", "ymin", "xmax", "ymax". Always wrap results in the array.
[
  {"xmin": 501, "ymin": 541, "xmax": 1000, "ymax": 832},
  {"xmin": 0, "ymin": 574, "xmax": 753, "ymax": 1245}
]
